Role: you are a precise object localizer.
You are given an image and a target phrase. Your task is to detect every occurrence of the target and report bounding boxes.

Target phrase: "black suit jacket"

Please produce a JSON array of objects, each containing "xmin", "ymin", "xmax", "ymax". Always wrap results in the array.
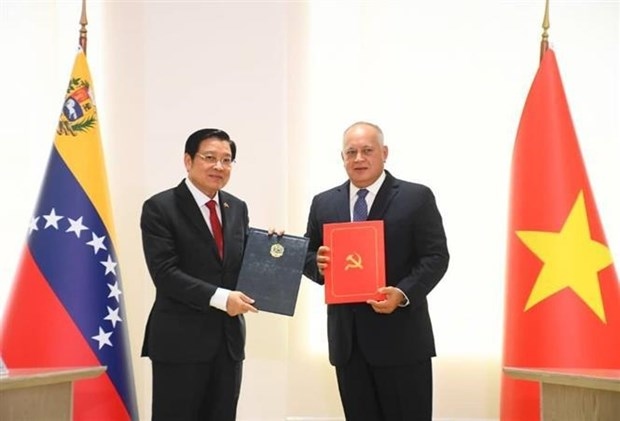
[
  {"xmin": 303, "ymin": 171, "xmax": 449, "ymax": 367},
  {"xmin": 140, "ymin": 180, "xmax": 249, "ymax": 363}
]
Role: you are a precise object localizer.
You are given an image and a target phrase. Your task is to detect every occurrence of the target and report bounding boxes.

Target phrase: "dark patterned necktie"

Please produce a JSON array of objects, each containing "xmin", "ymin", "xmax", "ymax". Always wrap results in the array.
[
  {"xmin": 206, "ymin": 200, "xmax": 224, "ymax": 258},
  {"xmin": 353, "ymin": 188, "xmax": 369, "ymax": 221}
]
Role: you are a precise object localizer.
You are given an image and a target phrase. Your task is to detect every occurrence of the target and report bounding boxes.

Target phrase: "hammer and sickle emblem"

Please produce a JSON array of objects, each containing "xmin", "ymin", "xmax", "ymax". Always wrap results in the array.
[{"xmin": 344, "ymin": 253, "xmax": 363, "ymax": 270}]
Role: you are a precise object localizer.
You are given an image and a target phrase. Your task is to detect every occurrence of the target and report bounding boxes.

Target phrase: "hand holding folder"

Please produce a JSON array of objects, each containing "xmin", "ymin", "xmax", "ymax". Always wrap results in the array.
[{"xmin": 236, "ymin": 228, "xmax": 309, "ymax": 316}]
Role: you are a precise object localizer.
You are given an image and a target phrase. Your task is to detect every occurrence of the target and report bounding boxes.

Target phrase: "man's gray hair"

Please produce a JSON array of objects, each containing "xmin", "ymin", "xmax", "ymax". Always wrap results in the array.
[{"xmin": 343, "ymin": 121, "xmax": 384, "ymax": 146}]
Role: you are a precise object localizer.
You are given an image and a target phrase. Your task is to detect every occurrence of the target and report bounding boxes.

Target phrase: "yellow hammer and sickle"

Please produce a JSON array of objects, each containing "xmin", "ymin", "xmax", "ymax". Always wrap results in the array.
[{"xmin": 344, "ymin": 253, "xmax": 363, "ymax": 270}]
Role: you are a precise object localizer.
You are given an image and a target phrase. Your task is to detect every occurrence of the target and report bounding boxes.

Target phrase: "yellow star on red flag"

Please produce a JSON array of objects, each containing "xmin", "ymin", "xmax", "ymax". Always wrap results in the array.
[{"xmin": 516, "ymin": 190, "xmax": 613, "ymax": 322}]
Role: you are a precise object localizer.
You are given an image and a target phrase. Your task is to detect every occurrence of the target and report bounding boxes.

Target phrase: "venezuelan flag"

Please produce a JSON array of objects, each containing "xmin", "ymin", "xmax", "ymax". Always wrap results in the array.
[{"xmin": 0, "ymin": 49, "xmax": 138, "ymax": 420}]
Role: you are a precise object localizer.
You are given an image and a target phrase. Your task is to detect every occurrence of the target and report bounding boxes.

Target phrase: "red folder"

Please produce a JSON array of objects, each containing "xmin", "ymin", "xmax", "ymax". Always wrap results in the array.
[{"xmin": 323, "ymin": 220, "xmax": 386, "ymax": 304}]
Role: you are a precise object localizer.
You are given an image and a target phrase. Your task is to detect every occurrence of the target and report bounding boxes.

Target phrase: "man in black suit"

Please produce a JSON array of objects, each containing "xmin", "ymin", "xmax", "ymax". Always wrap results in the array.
[
  {"xmin": 141, "ymin": 128, "xmax": 258, "ymax": 421},
  {"xmin": 303, "ymin": 121, "xmax": 449, "ymax": 421}
]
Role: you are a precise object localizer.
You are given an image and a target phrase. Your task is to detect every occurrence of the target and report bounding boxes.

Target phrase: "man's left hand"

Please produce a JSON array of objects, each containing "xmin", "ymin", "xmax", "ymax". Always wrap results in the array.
[{"xmin": 367, "ymin": 287, "xmax": 406, "ymax": 315}]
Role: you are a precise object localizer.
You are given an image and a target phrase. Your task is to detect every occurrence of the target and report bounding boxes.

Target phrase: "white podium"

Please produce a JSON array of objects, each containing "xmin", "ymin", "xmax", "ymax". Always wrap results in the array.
[
  {"xmin": 0, "ymin": 366, "xmax": 106, "ymax": 421},
  {"xmin": 504, "ymin": 367, "xmax": 620, "ymax": 421}
]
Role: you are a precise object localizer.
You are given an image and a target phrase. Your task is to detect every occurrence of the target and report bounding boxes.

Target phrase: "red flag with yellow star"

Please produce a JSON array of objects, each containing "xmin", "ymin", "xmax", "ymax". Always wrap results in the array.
[{"xmin": 500, "ymin": 48, "xmax": 620, "ymax": 420}]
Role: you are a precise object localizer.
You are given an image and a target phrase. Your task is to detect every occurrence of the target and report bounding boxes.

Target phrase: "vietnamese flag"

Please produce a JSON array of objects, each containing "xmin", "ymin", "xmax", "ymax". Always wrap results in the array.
[
  {"xmin": 500, "ymin": 49, "xmax": 620, "ymax": 420},
  {"xmin": 0, "ymin": 49, "xmax": 138, "ymax": 420}
]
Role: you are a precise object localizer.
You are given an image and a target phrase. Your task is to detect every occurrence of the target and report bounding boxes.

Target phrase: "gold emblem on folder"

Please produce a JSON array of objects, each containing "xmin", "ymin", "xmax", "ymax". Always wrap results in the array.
[
  {"xmin": 270, "ymin": 243, "xmax": 284, "ymax": 258},
  {"xmin": 344, "ymin": 253, "xmax": 363, "ymax": 270}
]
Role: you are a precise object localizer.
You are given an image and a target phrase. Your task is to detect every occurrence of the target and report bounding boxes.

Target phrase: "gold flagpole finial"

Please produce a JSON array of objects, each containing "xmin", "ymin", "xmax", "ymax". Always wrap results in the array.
[
  {"xmin": 79, "ymin": 0, "xmax": 88, "ymax": 54},
  {"xmin": 539, "ymin": 0, "xmax": 550, "ymax": 63}
]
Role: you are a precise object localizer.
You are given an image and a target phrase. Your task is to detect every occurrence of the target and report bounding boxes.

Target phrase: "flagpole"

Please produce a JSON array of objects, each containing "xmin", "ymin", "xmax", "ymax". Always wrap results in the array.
[
  {"xmin": 79, "ymin": 0, "xmax": 88, "ymax": 54},
  {"xmin": 539, "ymin": 0, "xmax": 550, "ymax": 63}
]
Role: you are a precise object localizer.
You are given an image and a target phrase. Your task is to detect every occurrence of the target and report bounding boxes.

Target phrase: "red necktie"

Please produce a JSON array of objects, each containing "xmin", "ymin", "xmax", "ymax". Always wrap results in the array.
[{"xmin": 206, "ymin": 200, "xmax": 224, "ymax": 258}]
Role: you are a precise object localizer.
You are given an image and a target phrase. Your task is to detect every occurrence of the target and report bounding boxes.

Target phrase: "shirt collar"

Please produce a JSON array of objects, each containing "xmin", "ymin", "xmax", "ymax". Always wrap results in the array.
[
  {"xmin": 185, "ymin": 178, "xmax": 219, "ymax": 208},
  {"xmin": 349, "ymin": 171, "xmax": 386, "ymax": 200}
]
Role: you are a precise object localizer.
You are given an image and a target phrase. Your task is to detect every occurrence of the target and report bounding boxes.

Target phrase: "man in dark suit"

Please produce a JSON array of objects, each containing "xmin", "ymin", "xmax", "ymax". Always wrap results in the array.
[
  {"xmin": 303, "ymin": 121, "xmax": 449, "ymax": 421},
  {"xmin": 141, "ymin": 128, "xmax": 258, "ymax": 421}
]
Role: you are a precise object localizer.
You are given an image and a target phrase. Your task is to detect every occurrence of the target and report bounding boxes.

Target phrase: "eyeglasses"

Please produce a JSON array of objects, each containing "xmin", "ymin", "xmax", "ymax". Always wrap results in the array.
[
  {"xmin": 343, "ymin": 147, "xmax": 376, "ymax": 160},
  {"xmin": 196, "ymin": 152, "xmax": 234, "ymax": 168}
]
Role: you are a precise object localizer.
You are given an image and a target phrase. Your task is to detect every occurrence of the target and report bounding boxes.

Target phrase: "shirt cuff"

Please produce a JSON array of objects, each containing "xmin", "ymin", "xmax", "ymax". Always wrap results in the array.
[
  {"xmin": 395, "ymin": 288, "xmax": 410, "ymax": 307},
  {"xmin": 210, "ymin": 287, "xmax": 230, "ymax": 312}
]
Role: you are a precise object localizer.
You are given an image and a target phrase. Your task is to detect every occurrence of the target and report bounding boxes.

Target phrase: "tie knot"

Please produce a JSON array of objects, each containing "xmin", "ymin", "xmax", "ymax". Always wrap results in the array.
[
  {"xmin": 206, "ymin": 200, "xmax": 217, "ymax": 211},
  {"xmin": 357, "ymin": 188, "xmax": 369, "ymax": 199}
]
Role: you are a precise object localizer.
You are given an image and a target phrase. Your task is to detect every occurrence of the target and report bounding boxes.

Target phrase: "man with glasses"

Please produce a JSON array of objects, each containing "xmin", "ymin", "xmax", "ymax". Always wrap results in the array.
[
  {"xmin": 303, "ymin": 121, "xmax": 449, "ymax": 421},
  {"xmin": 140, "ymin": 128, "xmax": 256, "ymax": 420}
]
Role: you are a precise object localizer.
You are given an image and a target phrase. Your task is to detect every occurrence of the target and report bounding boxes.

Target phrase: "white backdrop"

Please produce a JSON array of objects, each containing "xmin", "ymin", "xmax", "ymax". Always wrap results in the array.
[{"xmin": 1, "ymin": 1, "xmax": 618, "ymax": 420}]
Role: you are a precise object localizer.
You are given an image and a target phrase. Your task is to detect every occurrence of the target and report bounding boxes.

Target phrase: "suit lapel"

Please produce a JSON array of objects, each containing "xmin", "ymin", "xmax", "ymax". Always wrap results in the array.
[
  {"xmin": 175, "ymin": 181, "xmax": 222, "ymax": 261},
  {"xmin": 175, "ymin": 182, "xmax": 211, "ymax": 236},
  {"xmin": 218, "ymin": 191, "xmax": 236, "ymax": 263},
  {"xmin": 335, "ymin": 181, "xmax": 352, "ymax": 222},
  {"xmin": 368, "ymin": 171, "xmax": 399, "ymax": 220}
]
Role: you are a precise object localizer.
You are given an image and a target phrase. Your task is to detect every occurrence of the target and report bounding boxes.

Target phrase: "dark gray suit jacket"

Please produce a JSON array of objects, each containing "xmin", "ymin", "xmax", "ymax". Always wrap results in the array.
[
  {"xmin": 141, "ymin": 180, "xmax": 249, "ymax": 363},
  {"xmin": 304, "ymin": 171, "xmax": 449, "ymax": 366}
]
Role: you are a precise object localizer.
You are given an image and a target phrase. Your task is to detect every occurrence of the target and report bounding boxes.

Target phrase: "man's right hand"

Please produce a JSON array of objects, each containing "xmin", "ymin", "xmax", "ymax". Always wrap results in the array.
[{"xmin": 316, "ymin": 245, "xmax": 331, "ymax": 276}]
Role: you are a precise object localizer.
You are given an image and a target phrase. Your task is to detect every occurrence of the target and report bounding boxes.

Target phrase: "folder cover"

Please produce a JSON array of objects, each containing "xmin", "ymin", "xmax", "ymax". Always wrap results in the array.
[
  {"xmin": 236, "ymin": 228, "xmax": 309, "ymax": 316},
  {"xmin": 323, "ymin": 220, "xmax": 386, "ymax": 304}
]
